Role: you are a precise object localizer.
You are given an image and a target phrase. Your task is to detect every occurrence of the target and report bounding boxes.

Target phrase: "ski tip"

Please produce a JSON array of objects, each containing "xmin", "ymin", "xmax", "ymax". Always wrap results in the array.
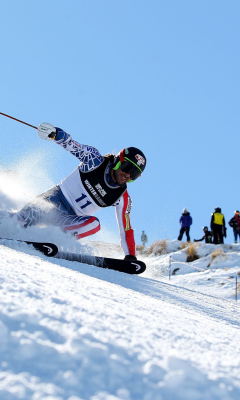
[
  {"xmin": 130, "ymin": 260, "xmax": 146, "ymax": 274},
  {"xmin": 30, "ymin": 242, "xmax": 58, "ymax": 257}
]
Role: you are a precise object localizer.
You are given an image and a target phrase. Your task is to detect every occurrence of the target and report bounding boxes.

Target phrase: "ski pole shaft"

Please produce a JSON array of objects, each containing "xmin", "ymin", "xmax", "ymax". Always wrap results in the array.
[{"xmin": 0, "ymin": 112, "xmax": 37, "ymax": 130}]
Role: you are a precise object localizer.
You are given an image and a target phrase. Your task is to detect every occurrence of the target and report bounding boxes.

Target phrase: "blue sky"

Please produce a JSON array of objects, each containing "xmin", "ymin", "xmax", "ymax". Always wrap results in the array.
[{"xmin": 0, "ymin": 0, "xmax": 240, "ymax": 245}]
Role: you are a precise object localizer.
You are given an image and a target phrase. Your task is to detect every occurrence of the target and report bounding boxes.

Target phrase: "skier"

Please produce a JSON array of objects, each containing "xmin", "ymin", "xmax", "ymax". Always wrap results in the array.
[
  {"xmin": 228, "ymin": 210, "xmax": 240, "ymax": 243},
  {"xmin": 210, "ymin": 207, "xmax": 226, "ymax": 244},
  {"xmin": 15, "ymin": 123, "xmax": 147, "ymax": 260},
  {"xmin": 194, "ymin": 226, "xmax": 212, "ymax": 243},
  {"xmin": 178, "ymin": 208, "xmax": 192, "ymax": 242}
]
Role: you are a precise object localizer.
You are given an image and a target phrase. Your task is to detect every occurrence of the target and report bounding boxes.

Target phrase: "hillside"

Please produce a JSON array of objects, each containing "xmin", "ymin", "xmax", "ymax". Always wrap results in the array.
[{"xmin": 0, "ymin": 237, "xmax": 240, "ymax": 400}]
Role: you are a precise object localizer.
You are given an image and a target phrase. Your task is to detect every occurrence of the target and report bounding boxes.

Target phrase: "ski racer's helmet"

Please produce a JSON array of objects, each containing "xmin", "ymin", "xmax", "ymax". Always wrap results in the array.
[
  {"xmin": 215, "ymin": 207, "xmax": 221, "ymax": 213},
  {"xmin": 112, "ymin": 147, "xmax": 147, "ymax": 182},
  {"xmin": 203, "ymin": 226, "xmax": 208, "ymax": 232}
]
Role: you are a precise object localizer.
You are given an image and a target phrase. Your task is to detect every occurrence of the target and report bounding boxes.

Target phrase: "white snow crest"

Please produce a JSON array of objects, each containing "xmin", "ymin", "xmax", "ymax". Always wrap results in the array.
[{"xmin": 0, "ymin": 149, "xmax": 55, "ymax": 211}]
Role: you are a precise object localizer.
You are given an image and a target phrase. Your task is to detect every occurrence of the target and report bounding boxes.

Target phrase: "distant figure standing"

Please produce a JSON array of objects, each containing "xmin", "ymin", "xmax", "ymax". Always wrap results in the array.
[
  {"xmin": 141, "ymin": 230, "xmax": 148, "ymax": 247},
  {"xmin": 194, "ymin": 226, "xmax": 212, "ymax": 243},
  {"xmin": 178, "ymin": 208, "xmax": 192, "ymax": 242},
  {"xmin": 210, "ymin": 207, "xmax": 226, "ymax": 244},
  {"xmin": 228, "ymin": 210, "xmax": 240, "ymax": 243}
]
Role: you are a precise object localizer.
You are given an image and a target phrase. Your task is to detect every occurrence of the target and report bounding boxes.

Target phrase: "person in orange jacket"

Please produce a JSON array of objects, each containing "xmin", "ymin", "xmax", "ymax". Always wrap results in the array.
[{"xmin": 228, "ymin": 210, "xmax": 240, "ymax": 243}]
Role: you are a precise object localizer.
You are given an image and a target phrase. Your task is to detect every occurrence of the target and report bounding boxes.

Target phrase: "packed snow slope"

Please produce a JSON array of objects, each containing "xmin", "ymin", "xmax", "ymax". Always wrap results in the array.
[
  {"xmin": 0, "ymin": 235, "xmax": 240, "ymax": 400},
  {"xmin": 1, "ymin": 163, "xmax": 240, "ymax": 399}
]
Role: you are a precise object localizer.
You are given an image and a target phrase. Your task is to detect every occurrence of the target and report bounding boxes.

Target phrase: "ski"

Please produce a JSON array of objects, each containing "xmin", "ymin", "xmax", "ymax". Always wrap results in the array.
[
  {"xmin": 0, "ymin": 237, "xmax": 146, "ymax": 274},
  {"xmin": 55, "ymin": 251, "xmax": 146, "ymax": 274},
  {"xmin": 0, "ymin": 237, "xmax": 58, "ymax": 257}
]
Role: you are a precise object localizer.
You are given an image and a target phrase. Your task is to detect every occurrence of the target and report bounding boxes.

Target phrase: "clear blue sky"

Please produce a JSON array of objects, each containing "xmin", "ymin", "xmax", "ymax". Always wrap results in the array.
[{"xmin": 0, "ymin": 0, "xmax": 240, "ymax": 245}]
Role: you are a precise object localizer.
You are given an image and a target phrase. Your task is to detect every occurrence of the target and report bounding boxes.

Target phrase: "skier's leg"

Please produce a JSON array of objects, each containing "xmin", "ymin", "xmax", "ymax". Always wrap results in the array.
[
  {"xmin": 16, "ymin": 205, "xmax": 48, "ymax": 227},
  {"xmin": 14, "ymin": 185, "xmax": 101, "ymax": 239},
  {"xmin": 59, "ymin": 214, "xmax": 100, "ymax": 239},
  {"xmin": 15, "ymin": 186, "xmax": 62, "ymax": 228},
  {"xmin": 17, "ymin": 200, "xmax": 100, "ymax": 239},
  {"xmin": 186, "ymin": 227, "xmax": 190, "ymax": 242}
]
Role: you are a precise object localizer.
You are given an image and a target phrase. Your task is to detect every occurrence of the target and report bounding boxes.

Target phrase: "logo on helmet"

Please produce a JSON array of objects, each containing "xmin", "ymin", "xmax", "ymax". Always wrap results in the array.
[{"xmin": 135, "ymin": 154, "xmax": 145, "ymax": 166}]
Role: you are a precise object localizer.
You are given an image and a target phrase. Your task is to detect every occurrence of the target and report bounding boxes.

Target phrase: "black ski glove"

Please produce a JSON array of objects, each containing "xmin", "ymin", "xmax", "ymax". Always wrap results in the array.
[{"xmin": 124, "ymin": 255, "xmax": 137, "ymax": 261}]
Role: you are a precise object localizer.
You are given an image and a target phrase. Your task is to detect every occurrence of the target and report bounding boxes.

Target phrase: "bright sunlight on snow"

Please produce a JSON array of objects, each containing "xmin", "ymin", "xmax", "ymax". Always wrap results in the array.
[{"xmin": 0, "ymin": 159, "xmax": 240, "ymax": 400}]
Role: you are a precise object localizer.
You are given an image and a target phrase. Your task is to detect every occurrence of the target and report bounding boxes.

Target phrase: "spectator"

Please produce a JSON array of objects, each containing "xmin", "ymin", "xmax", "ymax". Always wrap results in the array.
[
  {"xmin": 194, "ymin": 226, "xmax": 212, "ymax": 243},
  {"xmin": 178, "ymin": 208, "xmax": 192, "ymax": 242},
  {"xmin": 141, "ymin": 231, "xmax": 148, "ymax": 247},
  {"xmin": 210, "ymin": 207, "xmax": 226, "ymax": 244},
  {"xmin": 228, "ymin": 210, "xmax": 240, "ymax": 243}
]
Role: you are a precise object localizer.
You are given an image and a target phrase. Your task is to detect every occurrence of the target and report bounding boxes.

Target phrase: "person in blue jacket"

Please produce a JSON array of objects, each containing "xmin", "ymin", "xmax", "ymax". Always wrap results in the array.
[{"xmin": 178, "ymin": 208, "xmax": 192, "ymax": 242}]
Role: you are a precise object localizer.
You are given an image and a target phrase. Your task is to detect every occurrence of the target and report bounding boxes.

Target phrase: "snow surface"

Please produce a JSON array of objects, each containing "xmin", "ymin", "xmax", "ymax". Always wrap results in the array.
[
  {"xmin": 1, "ymin": 165, "xmax": 240, "ymax": 400},
  {"xmin": 0, "ymin": 234, "xmax": 240, "ymax": 400}
]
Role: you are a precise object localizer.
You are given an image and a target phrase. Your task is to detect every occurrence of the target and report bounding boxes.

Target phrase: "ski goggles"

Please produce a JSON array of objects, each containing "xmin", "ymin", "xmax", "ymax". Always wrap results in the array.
[
  {"xmin": 121, "ymin": 160, "xmax": 142, "ymax": 181},
  {"xmin": 116, "ymin": 158, "xmax": 142, "ymax": 181}
]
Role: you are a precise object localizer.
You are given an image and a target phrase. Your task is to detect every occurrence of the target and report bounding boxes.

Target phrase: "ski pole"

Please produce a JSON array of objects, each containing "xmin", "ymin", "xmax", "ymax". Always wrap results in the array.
[
  {"xmin": 0, "ymin": 112, "xmax": 37, "ymax": 130},
  {"xmin": 169, "ymin": 255, "xmax": 171, "ymax": 280},
  {"xmin": 236, "ymin": 276, "xmax": 238, "ymax": 302}
]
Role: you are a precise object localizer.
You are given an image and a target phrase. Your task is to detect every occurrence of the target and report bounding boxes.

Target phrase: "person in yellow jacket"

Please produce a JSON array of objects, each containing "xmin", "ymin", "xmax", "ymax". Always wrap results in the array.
[{"xmin": 210, "ymin": 207, "xmax": 226, "ymax": 244}]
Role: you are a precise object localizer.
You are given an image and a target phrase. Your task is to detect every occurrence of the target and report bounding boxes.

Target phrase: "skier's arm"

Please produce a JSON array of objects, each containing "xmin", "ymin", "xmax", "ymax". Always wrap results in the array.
[
  {"xmin": 54, "ymin": 127, "xmax": 104, "ymax": 166},
  {"xmin": 114, "ymin": 191, "xmax": 136, "ymax": 257},
  {"xmin": 37, "ymin": 123, "xmax": 104, "ymax": 167}
]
